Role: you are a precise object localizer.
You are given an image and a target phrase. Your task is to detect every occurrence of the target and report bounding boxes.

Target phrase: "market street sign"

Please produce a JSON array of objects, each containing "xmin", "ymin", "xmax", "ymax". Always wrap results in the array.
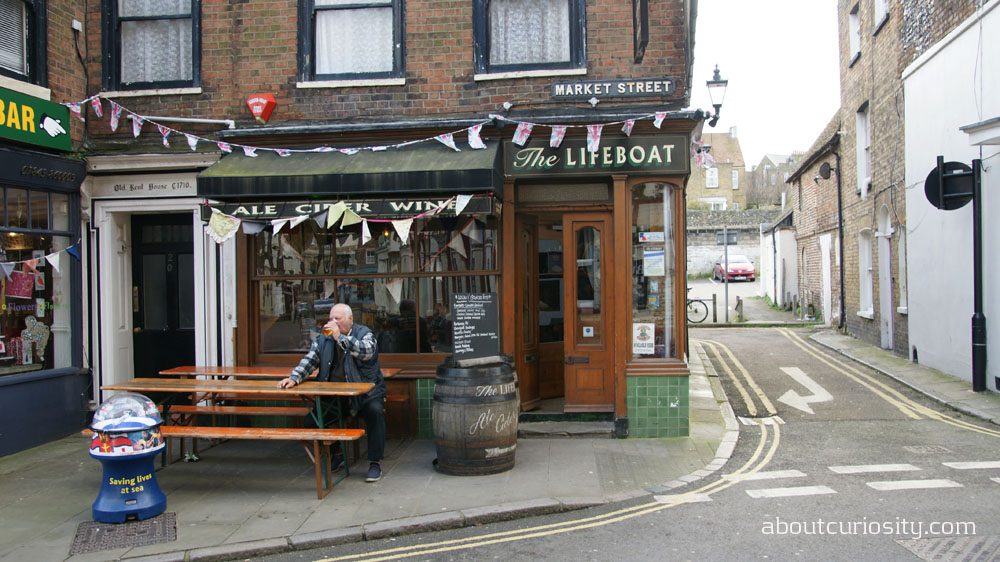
[
  {"xmin": 0, "ymin": 87, "xmax": 72, "ymax": 151},
  {"xmin": 504, "ymin": 135, "xmax": 689, "ymax": 177},
  {"xmin": 551, "ymin": 77, "xmax": 675, "ymax": 99}
]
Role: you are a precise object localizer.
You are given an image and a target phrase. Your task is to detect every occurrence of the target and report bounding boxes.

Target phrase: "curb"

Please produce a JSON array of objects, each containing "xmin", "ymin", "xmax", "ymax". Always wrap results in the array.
[{"xmin": 690, "ymin": 322, "xmax": 819, "ymax": 328}]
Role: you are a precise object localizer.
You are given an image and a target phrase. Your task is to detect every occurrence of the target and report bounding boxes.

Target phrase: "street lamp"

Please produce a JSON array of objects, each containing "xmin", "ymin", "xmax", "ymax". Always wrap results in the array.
[{"xmin": 706, "ymin": 65, "xmax": 728, "ymax": 128}]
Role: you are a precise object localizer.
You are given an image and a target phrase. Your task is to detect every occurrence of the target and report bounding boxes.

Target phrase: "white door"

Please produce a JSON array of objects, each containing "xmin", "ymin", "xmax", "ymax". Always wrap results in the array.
[
  {"xmin": 819, "ymin": 234, "xmax": 832, "ymax": 325},
  {"xmin": 877, "ymin": 206, "xmax": 893, "ymax": 350}
]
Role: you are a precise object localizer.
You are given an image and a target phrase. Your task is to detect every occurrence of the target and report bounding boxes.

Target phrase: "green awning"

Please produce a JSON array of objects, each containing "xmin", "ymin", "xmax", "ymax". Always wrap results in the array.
[{"xmin": 197, "ymin": 140, "xmax": 501, "ymax": 199}]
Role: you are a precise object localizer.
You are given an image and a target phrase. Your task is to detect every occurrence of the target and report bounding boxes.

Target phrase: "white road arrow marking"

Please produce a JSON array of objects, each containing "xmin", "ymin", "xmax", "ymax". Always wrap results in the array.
[{"xmin": 777, "ymin": 367, "xmax": 833, "ymax": 414}]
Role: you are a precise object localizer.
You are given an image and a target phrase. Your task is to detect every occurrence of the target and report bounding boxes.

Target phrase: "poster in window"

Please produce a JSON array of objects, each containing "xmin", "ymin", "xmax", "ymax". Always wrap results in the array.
[
  {"xmin": 633, "ymin": 323, "xmax": 655, "ymax": 355},
  {"xmin": 642, "ymin": 248, "xmax": 665, "ymax": 277},
  {"xmin": 5, "ymin": 271, "xmax": 34, "ymax": 299}
]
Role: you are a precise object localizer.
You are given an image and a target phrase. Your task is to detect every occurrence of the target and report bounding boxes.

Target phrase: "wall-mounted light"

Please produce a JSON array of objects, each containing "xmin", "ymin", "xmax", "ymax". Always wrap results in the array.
[{"xmin": 706, "ymin": 65, "xmax": 729, "ymax": 128}]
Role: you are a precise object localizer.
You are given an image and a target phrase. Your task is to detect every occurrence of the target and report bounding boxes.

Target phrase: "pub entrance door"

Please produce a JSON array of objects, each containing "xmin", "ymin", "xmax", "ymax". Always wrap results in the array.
[{"xmin": 515, "ymin": 211, "xmax": 615, "ymax": 413}]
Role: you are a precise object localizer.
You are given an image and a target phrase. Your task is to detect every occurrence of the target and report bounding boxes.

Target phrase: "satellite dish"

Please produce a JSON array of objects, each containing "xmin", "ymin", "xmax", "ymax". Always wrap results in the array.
[{"xmin": 818, "ymin": 162, "xmax": 833, "ymax": 180}]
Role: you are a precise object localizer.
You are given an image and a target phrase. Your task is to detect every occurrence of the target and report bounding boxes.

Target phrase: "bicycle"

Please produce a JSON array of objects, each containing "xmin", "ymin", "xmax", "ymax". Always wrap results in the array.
[{"xmin": 686, "ymin": 288, "xmax": 709, "ymax": 324}]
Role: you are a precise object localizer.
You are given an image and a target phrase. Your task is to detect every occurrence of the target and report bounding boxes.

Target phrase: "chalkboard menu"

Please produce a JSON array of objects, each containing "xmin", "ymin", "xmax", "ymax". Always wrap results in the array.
[{"xmin": 451, "ymin": 293, "xmax": 499, "ymax": 359}]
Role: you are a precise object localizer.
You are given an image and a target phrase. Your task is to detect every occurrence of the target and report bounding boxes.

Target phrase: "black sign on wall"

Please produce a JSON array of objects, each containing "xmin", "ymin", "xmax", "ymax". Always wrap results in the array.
[{"xmin": 451, "ymin": 293, "xmax": 500, "ymax": 360}]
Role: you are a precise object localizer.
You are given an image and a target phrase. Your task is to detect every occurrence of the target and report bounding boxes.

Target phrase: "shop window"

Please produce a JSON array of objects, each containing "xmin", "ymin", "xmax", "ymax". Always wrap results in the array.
[
  {"xmin": 251, "ymin": 214, "xmax": 498, "ymax": 358},
  {"xmin": 473, "ymin": 0, "xmax": 585, "ymax": 75},
  {"xmin": 299, "ymin": 0, "xmax": 404, "ymax": 81},
  {"xmin": 102, "ymin": 0, "xmax": 200, "ymax": 91},
  {"xmin": 0, "ymin": 186, "xmax": 75, "ymax": 376},
  {"xmin": 631, "ymin": 182, "xmax": 674, "ymax": 359},
  {"xmin": 0, "ymin": 0, "xmax": 46, "ymax": 86}
]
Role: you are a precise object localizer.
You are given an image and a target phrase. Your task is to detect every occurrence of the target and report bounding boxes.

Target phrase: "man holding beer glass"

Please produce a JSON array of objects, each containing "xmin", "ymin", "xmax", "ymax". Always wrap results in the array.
[{"xmin": 279, "ymin": 303, "xmax": 387, "ymax": 482}]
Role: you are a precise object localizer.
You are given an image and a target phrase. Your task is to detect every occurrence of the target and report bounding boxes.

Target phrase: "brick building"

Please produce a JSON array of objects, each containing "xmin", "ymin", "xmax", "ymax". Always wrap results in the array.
[
  {"xmin": 747, "ymin": 152, "xmax": 802, "ymax": 208},
  {"xmin": 687, "ymin": 127, "xmax": 747, "ymax": 211},
  {"xmin": 42, "ymin": 0, "xmax": 708, "ymax": 441}
]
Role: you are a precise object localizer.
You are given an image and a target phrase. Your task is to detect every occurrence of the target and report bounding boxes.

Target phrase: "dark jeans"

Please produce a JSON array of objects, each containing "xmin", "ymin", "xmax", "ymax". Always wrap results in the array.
[{"xmin": 306, "ymin": 396, "xmax": 385, "ymax": 463}]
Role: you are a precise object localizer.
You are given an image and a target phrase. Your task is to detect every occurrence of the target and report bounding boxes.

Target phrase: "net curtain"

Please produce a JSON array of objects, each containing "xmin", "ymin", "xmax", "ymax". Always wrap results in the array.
[
  {"xmin": 489, "ymin": 0, "xmax": 570, "ymax": 66},
  {"xmin": 119, "ymin": 0, "xmax": 193, "ymax": 84}
]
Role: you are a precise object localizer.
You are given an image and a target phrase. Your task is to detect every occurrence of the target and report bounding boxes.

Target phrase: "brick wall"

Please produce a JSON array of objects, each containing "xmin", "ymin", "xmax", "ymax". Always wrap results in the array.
[
  {"xmin": 790, "ymin": 149, "xmax": 842, "ymax": 324},
  {"xmin": 40, "ymin": 1, "xmax": 89, "ymax": 145}
]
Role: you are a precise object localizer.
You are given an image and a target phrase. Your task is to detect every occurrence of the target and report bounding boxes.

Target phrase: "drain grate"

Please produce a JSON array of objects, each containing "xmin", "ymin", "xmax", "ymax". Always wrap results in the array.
[
  {"xmin": 896, "ymin": 535, "xmax": 1000, "ymax": 561},
  {"xmin": 70, "ymin": 512, "xmax": 176, "ymax": 556}
]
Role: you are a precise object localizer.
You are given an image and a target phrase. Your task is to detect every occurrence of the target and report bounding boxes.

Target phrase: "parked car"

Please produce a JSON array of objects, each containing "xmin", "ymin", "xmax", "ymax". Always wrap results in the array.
[{"xmin": 713, "ymin": 254, "xmax": 756, "ymax": 282}]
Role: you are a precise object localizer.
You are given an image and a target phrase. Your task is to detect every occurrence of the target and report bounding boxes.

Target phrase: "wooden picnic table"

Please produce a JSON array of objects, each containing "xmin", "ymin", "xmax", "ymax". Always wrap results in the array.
[{"xmin": 158, "ymin": 365, "xmax": 401, "ymax": 379}]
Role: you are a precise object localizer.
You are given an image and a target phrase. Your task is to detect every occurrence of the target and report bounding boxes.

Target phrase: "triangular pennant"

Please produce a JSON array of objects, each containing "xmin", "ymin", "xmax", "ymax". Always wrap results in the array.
[
  {"xmin": 392, "ymin": 218, "xmax": 413, "ymax": 245},
  {"xmin": 326, "ymin": 202, "xmax": 347, "ymax": 229},
  {"xmin": 23, "ymin": 259, "xmax": 39, "ymax": 273},
  {"xmin": 313, "ymin": 146, "xmax": 335, "ymax": 152},
  {"xmin": 435, "ymin": 133, "xmax": 461, "ymax": 152},
  {"xmin": 241, "ymin": 220, "xmax": 267, "ymax": 235},
  {"xmin": 430, "ymin": 196, "xmax": 456, "ymax": 215},
  {"xmin": 361, "ymin": 220, "xmax": 372, "ymax": 246},
  {"xmin": 289, "ymin": 215, "xmax": 310, "ymax": 230},
  {"xmin": 91, "ymin": 97, "xmax": 104, "ymax": 118},
  {"xmin": 461, "ymin": 219, "xmax": 482, "ymax": 242},
  {"xmin": 371, "ymin": 146, "xmax": 388, "ymax": 151},
  {"xmin": 455, "ymin": 194, "xmax": 473, "ymax": 215},
  {"xmin": 275, "ymin": 149, "xmax": 291, "ymax": 157},
  {"xmin": 653, "ymin": 112, "xmax": 666, "ymax": 128},
  {"xmin": 66, "ymin": 102, "xmax": 84, "ymax": 122},
  {"xmin": 242, "ymin": 146, "xmax": 258, "ymax": 157},
  {"xmin": 132, "ymin": 116, "xmax": 145, "ymax": 137},
  {"xmin": 157, "ymin": 124, "xmax": 171, "ymax": 147},
  {"xmin": 587, "ymin": 125, "xmax": 603, "ymax": 153},
  {"xmin": 512, "ymin": 122, "xmax": 533, "ymax": 146},
  {"xmin": 66, "ymin": 244, "xmax": 81, "ymax": 262},
  {"xmin": 550, "ymin": 125, "xmax": 567, "ymax": 148},
  {"xmin": 622, "ymin": 119, "xmax": 635, "ymax": 136},
  {"xmin": 185, "ymin": 134, "xmax": 199, "ymax": 151},
  {"xmin": 45, "ymin": 253, "xmax": 61, "ymax": 273},
  {"xmin": 339, "ymin": 148, "xmax": 360, "ymax": 155},
  {"xmin": 340, "ymin": 209, "xmax": 362, "ymax": 227},
  {"xmin": 109, "ymin": 101, "xmax": 122, "ymax": 131},
  {"xmin": 448, "ymin": 235, "xmax": 467, "ymax": 258},
  {"xmin": 0, "ymin": 262, "xmax": 14, "ymax": 279},
  {"xmin": 385, "ymin": 279, "xmax": 403, "ymax": 305},
  {"xmin": 313, "ymin": 210, "xmax": 329, "ymax": 228},
  {"xmin": 467, "ymin": 124, "xmax": 487, "ymax": 150},
  {"xmin": 217, "ymin": 141, "xmax": 232, "ymax": 153},
  {"xmin": 205, "ymin": 208, "xmax": 241, "ymax": 244},
  {"xmin": 270, "ymin": 217, "xmax": 289, "ymax": 234}
]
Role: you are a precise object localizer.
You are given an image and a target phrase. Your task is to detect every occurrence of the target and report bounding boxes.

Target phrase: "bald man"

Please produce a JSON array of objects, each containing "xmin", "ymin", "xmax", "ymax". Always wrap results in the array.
[{"xmin": 280, "ymin": 303, "xmax": 387, "ymax": 482}]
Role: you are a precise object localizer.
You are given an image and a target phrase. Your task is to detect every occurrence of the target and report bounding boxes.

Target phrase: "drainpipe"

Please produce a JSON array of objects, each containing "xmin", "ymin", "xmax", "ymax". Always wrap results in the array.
[{"xmin": 835, "ymin": 151, "xmax": 845, "ymax": 331}]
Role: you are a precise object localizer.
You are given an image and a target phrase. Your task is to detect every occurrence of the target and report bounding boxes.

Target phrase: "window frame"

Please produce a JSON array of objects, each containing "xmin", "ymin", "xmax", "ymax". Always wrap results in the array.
[
  {"xmin": 873, "ymin": 0, "xmax": 889, "ymax": 34},
  {"xmin": 858, "ymin": 228, "xmax": 874, "ymax": 317},
  {"xmin": 705, "ymin": 167, "xmax": 719, "ymax": 188},
  {"xmin": 0, "ymin": 0, "xmax": 47, "ymax": 86},
  {"xmin": 473, "ymin": 0, "xmax": 587, "ymax": 76},
  {"xmin": 848, "ymin": 3, "xmax": 861, "ymax": 65},
  {"xmin": 101, "ymin": 0, "xmax": 202, "ymax": 92},
  {"xmin": 856, "ymin": 102, "xmax": 871, "ymax": 197},
  {"xmin": 731, "ymin": 169, "xmax": 739, "ymax": 190},
  {"xmin": 297, "ymin": 0, "xmax": 405, "ymax": 83}
]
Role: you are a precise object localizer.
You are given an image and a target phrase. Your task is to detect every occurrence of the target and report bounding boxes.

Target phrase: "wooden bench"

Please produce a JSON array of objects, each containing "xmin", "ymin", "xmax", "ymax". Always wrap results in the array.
[
  {"xmin": 159, "ymin": 404, "xmax": 313, "ymax": 462},
  {"xmin": 159, "ymin": 426, "xmax": 365, "ymax": 499}
]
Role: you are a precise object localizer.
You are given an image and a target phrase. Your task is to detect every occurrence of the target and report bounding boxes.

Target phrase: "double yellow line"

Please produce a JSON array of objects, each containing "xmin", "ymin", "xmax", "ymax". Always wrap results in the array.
[
  {"xmin": 316, "ymin": 342, "xmax": 779, "ymax": 562},
  {"xmin": 694, "ymin": 338, "xmax": 777, "ymax": 418}
]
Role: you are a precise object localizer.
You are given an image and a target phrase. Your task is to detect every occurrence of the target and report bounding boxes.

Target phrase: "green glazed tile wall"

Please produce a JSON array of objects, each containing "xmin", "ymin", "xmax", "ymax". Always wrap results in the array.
[
  {"xmin": 416, "ymin": 379, "xmax": 435, "ymax": 439},
  {"xmin": 626, "ymin": 376, "xmax": 689, "ymax": 438}
]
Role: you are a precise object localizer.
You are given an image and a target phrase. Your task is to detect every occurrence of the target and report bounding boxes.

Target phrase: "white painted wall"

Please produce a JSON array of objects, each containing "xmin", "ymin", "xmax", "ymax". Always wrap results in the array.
[
  {"xmin": 903, "ymin": 0, "xmax": 1000, "ymax": 391},
  {"xmin": 757, "ymin": 228, "xmax": 797, "ymax": 307}
]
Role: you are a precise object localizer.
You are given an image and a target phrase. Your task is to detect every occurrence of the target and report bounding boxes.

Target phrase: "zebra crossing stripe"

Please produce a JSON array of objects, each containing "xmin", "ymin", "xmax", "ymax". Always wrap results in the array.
[
  {"xmin": 943, "ymin": 461, "xmax": 1000, "ymax": 470},
  {"xmin": 991, "ymin": 478, "xmax": 1000, "ymax": 485},
  {"xmin": 654, "ymin": 493, "xmax": 713, "ymax": 504},
  {"xmin": 746, "ymin": 485, "xmax": 836, "ymax": 499},
  {"xmin": 829, "ymin": 464, "xmax": 920, "ymax": 474},
  {"xmin": 866, "ymin": 479, "xmax": 962, "ymax": 491},
  {"xmin": 725, "ymin": 469, "xmax": 807, "ymax": 482}
]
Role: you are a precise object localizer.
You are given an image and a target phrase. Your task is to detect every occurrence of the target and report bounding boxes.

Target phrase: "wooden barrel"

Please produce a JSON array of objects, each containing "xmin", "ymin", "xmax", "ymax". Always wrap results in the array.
[{"xmin": 433, "ymin": 358, "xmax": 519, "ymax": 476}]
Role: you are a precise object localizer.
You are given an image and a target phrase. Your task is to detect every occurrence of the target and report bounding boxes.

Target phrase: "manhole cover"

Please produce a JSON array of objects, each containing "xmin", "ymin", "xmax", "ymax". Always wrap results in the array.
[
  {"xmin": 902, "ymin": 445, "xmax": 952, "ymax": 454},
  {"xmin": 70, "ymin": 512, "xmax": 176, "ymax": 556}
]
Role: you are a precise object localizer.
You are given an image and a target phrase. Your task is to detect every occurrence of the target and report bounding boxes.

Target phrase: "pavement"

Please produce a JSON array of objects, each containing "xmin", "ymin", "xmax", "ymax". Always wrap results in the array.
[{"xmin": 4, "ymin": 320, "xmax": 999, "ymax": 561}]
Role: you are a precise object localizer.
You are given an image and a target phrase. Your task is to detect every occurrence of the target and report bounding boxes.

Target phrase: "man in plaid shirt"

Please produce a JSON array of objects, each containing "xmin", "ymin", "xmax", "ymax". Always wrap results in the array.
[{"xmin": 279, "ymin": 303, "xmax": 386, "ymax": 482}]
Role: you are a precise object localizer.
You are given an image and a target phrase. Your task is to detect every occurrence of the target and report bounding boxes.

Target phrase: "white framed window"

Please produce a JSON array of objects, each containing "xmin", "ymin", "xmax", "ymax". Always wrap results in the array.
[
  {"xmin": 849, "ymin": 3, "xmax": 861, "ymax": 61},
  {"xmin": 103, "ymin": 0, "xmax": 200, "ymax": 90},
  {"xmin": 897, "ymin": 226, "xmax": 908, "ymax": 312},
  {"xmin": 0, "ymin": 0, "xmax": 46, "ymax": 85},
  {"xmin": 858, "ymin": 229, "xmax": 874, "ymax": 317},
  {"xmin": 299, "ymin": 0, "xmax": 404, "ymax": 81},
  {"xmin": 706, "ymin": 168, "xmax": 719, "ymax": 188},
  {"xmin": 874, "ymin": 0, "xmax": 889, "ymax": 30},
  {"xmin": 731, "ymin": 170, "xmax": 739, "ymax": 190},
  {"xmin": 474, "ymin": 0, "xmax": 585, "ymax": 75},
  {"xmin": 856, "ymin": 104, "xmax": 871, "ymax": 197}
]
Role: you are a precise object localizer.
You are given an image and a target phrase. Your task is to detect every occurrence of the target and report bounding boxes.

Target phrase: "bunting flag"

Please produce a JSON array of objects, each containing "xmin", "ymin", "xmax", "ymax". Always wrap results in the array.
[
  {"xmin": 242, "ymin": 146, "xmax": 258, "ymax": 157},
  {"xmin": 447, "ymin": 235, "xmax": 467, "ymax": 258},
  {"xmin": 185, "ymin": 133, "xmax": 199, "ymax": 151},
  {"xmin": 372, "ymin": 146, "xmax": 388, "ymax": 152},
  {"xmin": 241, "ymin": 220, "xmax": 267, "ymax": 235},
  {"xmin": 362, "ymin": 220, "xmax": 372, "ymax": 246},
  {"xmin": 109, "ymin": 101, "xmax": 122, "ymax": 131},
  {"xmin": 23, "ymin": 259, "xmax": 39, "ymax": 273},
  {"xmin": 326, "ymin": 202, "xmax": 347, "ymax": 229},
  {"xmin": 435, "ymin": 133, "xmax": 460, "ymax": 152},
  {"xmin": 217, "ymin": 141, "xmax": 232, "ymax": 153},
  {"xmin": 66, "ymin": 102, "xmax": 84, "ymax": 122},
  {"xmin": 392, "ymin": 218, "xmax": 413, "ymax": 245},
  {"xmin": 270, "ymin": 217, "xmax": 289, "ymax": 234},
  {"xmin": 205, "ymin": 209, "xmax": 241, "ymax": 244},
  {"xmin": 0, "ymin": 262, "xmax": 13, "ymax": 279},
  {"xmin": 467, "ymin": 124, "xmax": 486, "ymax": 149},
  {"xmin": 339, "ymin": 148, "xmax": 360, "ymax": 155},
  {"xmin": 455, "ymin": 194, "xmax": 472, "ymax": 216},
  {"xmin": 653, "ymin": 112, "xmax": 666, "ymax": 129},
  {"xmin": 461, "ymin": 219, "xmax": 482, "ymax": 243},
  {"xmin": 549, "ymin": 125, "xmax": 567, "ymax": 148},
  {"xmin": 512, "ymin": 122, "xmax": 533, "ymax": 146},
  {"xmin": 587, "ymin": 125, "xmax": 603, "ymax": 153},
  {"xmin": 66, "ymin": 244, "xmax": 81, "ymax": 262},
  {"xmin": 289, "ymin": 214, "xmax": 310, "ymax": 230},
  {"xmin": 91, "ymin": 97, "xmax": 104, "ymax": 118},
  {"xmin": 340, "ymin": 209, "xmax": 362, "ymax": 227},
  {"xmin": 46, "ymin": 253, "xmax": 61, "ymax": 273},
  {"xmin": 385, "ymin": 279, "xmax": 403, "ymax": 305},
  {"xmin": 622, "ymin": 119, "xmax": 635, "ymax": 136},
  {"xmin": 314, "ymin": 210, "xmax": 329, "ymax": 229},
  {"xmin": 275, "ymin": 149, "xmax": 291, "ymax": 157},
  {"xmin": 132, "ymin": 116, "xmax": 144, "ymax": 138},
  {"xmin": 157, "ymin": 124, "xmax": 171, "ymax": 147}
]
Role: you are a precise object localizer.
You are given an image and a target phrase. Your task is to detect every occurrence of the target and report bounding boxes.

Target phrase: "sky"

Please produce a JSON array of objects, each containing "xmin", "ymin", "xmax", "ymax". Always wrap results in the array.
[{"xmin": 686, "ymin": 0, "xmax": 842, "ymax": 167}]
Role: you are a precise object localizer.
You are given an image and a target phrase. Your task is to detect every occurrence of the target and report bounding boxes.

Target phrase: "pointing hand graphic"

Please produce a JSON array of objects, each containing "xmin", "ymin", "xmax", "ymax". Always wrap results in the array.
[{"xmin": 39, "ymin": 114, "xmax": 67, "ymax": 138}]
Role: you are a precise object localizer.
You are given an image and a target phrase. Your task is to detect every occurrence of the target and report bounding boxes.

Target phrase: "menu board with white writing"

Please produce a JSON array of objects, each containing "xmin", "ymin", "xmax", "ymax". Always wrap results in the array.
[{"xmin": 451, "ymin": 293, "xmax": 500, "ymax": 359}]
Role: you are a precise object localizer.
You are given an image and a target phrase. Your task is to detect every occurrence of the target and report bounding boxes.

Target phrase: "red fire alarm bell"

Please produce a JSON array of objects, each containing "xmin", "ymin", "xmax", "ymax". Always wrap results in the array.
[{"xmin": 246, "ymin": 94, "xmax": 276, "ymax": 124}]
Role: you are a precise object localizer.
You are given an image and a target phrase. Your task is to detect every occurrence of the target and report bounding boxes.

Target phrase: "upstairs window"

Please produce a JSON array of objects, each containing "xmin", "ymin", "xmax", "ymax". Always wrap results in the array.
[
  {"xmin": 299, "ymin": 0, "xmax": 404, "ymax": 81},
  {"xmin": 706, "ymin": 168, "xmax": 719, "ymax": 188},
  {"xmin": 474, "ymin": 0, "xmax": 586, "ymax": 75},
  {"xmin": 874, "ymin": 0, "xmax": 889, "ymax": 31},
  {"xmin": 103, "ymin": 0, "xmax": 201, "ymax": 91},
  {"xmin": 0, "ymin": 0, "xmax": 46, "ymax": 86},
  {"xmin": 731, "ymin": 170, "xmax": 739, "ymax": 190},
  {"xmin": 856, "ymin": 103, "xmax": 871, "ymax": 197},
  {"xmin": 848, "ymin": 3, "xmax": 861, "ymax": 63}
]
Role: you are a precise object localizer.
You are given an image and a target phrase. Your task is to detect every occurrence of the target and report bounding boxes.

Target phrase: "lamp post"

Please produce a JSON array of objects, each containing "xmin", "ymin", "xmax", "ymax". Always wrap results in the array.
[{"xmin": 706, "ymin": 65, "xmax": 728, "ymax": 128}]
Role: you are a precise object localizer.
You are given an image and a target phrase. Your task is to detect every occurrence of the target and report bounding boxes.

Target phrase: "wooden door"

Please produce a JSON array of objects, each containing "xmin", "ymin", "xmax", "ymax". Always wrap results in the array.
[
  {"xmin": 562, "ymin": 212, "xmax": 614, "ymax": 411},
  {"xmin": 514, "ymin": 214, "xmax": 540, "ymax": 410}
]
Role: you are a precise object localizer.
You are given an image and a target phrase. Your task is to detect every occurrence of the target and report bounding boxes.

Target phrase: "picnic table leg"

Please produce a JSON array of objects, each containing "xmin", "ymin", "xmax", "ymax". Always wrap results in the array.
[{"xmin": 313, "ymin": 440, "xmax": 333, "ymax": 499}]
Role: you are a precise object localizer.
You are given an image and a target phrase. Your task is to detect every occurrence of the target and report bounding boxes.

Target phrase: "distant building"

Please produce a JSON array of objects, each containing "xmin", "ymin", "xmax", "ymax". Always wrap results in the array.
[
  {"xmin": 688, "ymin": 127, "xmax": 747, "ymax": 211},
  {"xmin": 748, "ymin": 152, "xmax": 803, "ymax": 208}
]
